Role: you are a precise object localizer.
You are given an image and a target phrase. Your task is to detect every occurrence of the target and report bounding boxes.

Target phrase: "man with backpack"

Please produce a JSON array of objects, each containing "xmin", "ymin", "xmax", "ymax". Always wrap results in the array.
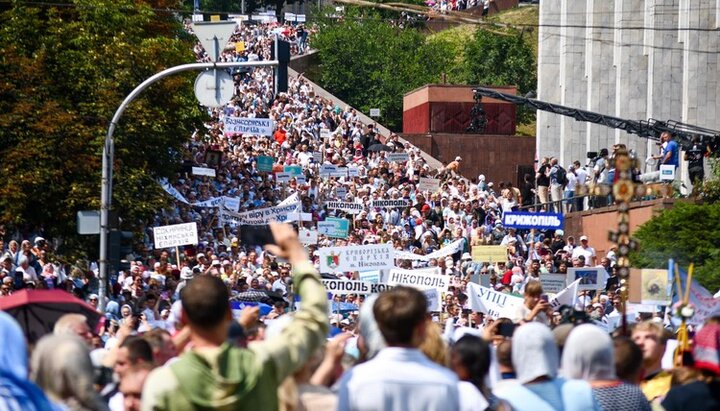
[{"xmin": 549, "ymin": 158, "xmax": 567, "ymax": 213}]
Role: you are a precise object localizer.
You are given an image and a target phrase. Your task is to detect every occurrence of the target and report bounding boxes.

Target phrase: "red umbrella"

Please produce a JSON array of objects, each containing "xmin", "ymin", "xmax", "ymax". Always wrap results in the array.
[{"xmin": 0, "ymin": 289, "xmax": 101, "ymax": 343}]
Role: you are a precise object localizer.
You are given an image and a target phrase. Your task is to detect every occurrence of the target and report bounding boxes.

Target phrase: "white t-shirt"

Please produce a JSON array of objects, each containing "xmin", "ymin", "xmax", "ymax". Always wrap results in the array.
[{"xmin": 572, "ymin": 246, "xmax": 596, "ymax": 266}]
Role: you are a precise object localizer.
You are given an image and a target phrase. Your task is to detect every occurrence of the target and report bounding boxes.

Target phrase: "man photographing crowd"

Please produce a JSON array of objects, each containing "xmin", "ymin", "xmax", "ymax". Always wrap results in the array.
[{"xmin": 141, "ymin": 222, "xmax": 328, "ymax": 410}]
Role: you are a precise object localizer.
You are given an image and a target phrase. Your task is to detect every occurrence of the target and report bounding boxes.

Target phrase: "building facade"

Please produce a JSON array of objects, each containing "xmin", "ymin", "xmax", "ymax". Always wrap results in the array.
[{"xmin": 537, "ymin": 0, "xmax": 720, "ymax": 170}]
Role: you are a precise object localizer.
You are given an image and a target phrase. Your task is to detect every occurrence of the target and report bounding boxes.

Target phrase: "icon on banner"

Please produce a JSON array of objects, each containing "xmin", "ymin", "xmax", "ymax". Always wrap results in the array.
[{"xmin": 327, "ymin": 252, "xmax": 340, "ymax": 270}]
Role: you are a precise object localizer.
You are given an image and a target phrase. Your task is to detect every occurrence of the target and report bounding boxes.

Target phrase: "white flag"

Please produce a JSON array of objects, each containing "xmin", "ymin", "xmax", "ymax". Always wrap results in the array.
[{"xmin": 550, "ymin": 279, "xmax": 581, "ymax": 311}]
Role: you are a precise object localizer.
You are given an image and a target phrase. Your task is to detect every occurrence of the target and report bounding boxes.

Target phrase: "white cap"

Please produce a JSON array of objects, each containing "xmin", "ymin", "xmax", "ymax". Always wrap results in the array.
[
  {"xmin": 580, "ymin": 235, "xmax": 588, "ymax": 241},
  {"xmin": 455, "ymin": 156, "xmax": 462, "ymax": 161}
]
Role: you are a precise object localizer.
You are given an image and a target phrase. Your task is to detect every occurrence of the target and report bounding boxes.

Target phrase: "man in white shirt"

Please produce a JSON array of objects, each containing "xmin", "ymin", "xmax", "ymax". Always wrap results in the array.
[
  {"xmin": 571, "ymin": 235, "xmax": 596, "ymax": 266},
  {"xmin": 337, "ymin": 287, "xmax": 460, "ymax": 411}
]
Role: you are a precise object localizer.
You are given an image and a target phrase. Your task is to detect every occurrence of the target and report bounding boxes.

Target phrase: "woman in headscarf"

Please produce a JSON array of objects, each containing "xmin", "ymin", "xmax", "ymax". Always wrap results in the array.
[
  {"xmin": 562, "ymin": 324, "xmax": 650, "ymax": 411},
  {"xmin": 31, "ymin": 334, "xmax": 108, "ymax": 411},
  {"xmin": 450, "ymin": 335, "xmax": 510, "ymax": 411},
  {"xmin": 0, "ymin": 311, "xmax": 55, "ymax": 411},
  {"xmin": 493, "ymin": 322, "xmax": 599, "ymax": 411}
]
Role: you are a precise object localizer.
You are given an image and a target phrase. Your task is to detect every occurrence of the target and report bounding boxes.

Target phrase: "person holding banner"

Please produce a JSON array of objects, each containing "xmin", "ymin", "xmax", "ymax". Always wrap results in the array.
[{"xmin": 509, "ymin": 281, "xmax": 551, "ymax": 325}]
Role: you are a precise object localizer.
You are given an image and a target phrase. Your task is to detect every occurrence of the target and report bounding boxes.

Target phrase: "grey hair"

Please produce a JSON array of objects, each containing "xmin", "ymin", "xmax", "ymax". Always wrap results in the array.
[{"xmin": 30, "ymin": 334, "xmax": 105, "ymax": 411}]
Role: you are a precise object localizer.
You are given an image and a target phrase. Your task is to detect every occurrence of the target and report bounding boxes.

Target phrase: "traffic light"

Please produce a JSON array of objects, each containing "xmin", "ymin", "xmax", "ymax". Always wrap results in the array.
[{"xmin": 108, "ymin": 230, "xmax": 134, "ymax": 272}]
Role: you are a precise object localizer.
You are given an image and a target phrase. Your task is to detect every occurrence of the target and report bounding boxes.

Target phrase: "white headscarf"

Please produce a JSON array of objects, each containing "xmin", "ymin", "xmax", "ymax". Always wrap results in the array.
[
  {"xmin": 561, "ymin": 324, "xmax": 616, "ymax": 381},
  {"xmin": 512, "ymin": 322, "xmax": 559, "ymax": 384}
]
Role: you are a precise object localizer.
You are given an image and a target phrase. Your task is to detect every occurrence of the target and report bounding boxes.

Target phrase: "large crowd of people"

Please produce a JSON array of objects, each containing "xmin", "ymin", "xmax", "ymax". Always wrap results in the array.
[{"xmin": 1, "ymin": 18, "xmax": 719, "ymax": 411}]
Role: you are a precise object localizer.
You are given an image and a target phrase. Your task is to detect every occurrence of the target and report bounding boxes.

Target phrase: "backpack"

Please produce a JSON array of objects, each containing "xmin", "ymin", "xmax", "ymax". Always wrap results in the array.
[{"xmin": 556, "ymin": 166, "xmax": 568, "ymax": 186}]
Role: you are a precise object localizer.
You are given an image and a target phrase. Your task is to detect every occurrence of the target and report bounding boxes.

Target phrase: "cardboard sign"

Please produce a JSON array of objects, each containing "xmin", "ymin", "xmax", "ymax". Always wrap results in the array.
[
  {"xmin": 331, "ymin": 167, "xmax": 348, "ymax": 178},
  {"xmin": 418, "ymin": 177, "xmax": 440, "ymax": 192},
  {"xmin": 320, "ymin": 129, "xmax": 331, "ymax": 140},
  {"xmin": 235, "ymin": 41, "xmax": 245, "ymax": 53},
  {"xmin": 298, "ymin": 228, "xmax": 318, "ymax": 245},
  {"xmin": 318, "ymin": 217, "xmax": 350, "ymax": 238},
  {"xmin": 567, "ymin": 267, "xmax": 608, "ymax": 291},
  {"xmin": 386, "ymin": 152, "xmax": 409, "ymax": 163},
  {"xmin": 471, "ymin": 245, "xmax": 507, "ymax": 263},
  {"xmin": 336, "ymin": 186, "xmax": 348, "ymax": 199},
  {"xmin": 540, "ymin": 273, "xmax": 569, "ymax": 294},
  {"xmin": 192, "ymin": 167, "xmax": 216, "ymax": 177},
  {"xmin": 503, "ymin": 212, "xmax": 564, "ymax": 230},
  {"xmin": 224, "ymin": 117, "xmax": 275, "ymax": 136},
  {"xmin": 370, "ymin": 199, "xmax": 411, "ymax": 209},
  {"xmin": 275, "ymin": 172, "xmax": 292, "ymax": 183},
  {"xmin": 313, "ymin": 152, "xmax": 323, "ymax": 163},
  {"xmin": 318, "ymin": 244, "xmax": 395, "ymax": 273},
  {"xmin": 369, "ymin": 108, "xmax": 381, "ymax": 117},
  {"xmin": 326, "ymin": 201, "xmax": 364, "ymax": 214},
  {"xmin": 257, "ymin": 156, "xmax": 274, "ymax": 172},
  {"xmin": 153, "ymin": 222, "xmax": 199, "ymax": 249},
  {"xmin": 347, "ymin": 166, "xmax": 360, "ymax": 177}
]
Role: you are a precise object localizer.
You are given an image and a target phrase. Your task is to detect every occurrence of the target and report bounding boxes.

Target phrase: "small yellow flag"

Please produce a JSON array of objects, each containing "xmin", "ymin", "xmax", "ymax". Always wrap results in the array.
[{"xmin": 235, "ymin": 41, "xmax": 245, "ymax": 53}]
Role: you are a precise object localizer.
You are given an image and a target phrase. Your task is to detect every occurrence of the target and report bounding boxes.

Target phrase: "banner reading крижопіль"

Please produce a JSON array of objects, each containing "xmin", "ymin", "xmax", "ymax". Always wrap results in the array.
[
  {"xmin": 502, "ymin": 211, "xmax": 564, "ymax": 230},
  {"xmin": 224, "ymin": 117, "xmax": 275, "ymax": 136}
]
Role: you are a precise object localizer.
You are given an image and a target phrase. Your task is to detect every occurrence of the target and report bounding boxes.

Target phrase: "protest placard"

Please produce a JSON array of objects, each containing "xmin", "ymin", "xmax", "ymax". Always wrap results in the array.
[
  {"xmin": 336, "ymin": 186, "xmax": 348, "ymax": 199},
  {"xmin": 224, "ymin": 117, "xmax": 274, "ymax": 136},
  {"xmin": 370, "ymin": 199, "xmax": 411, "ymax": 209},
  {"xmin": 567, "ymin": 267, "xmax": 608, "ymax": 291},
  {"xmin": 191, "ymin": 167, "xmax": 216, "ymax": 177},
  {"xmin": 386, "ymin": 267, "xmax": 448, "ymax": 293},
  {"xmin": 318, "ymin": 217, "xmax": 350, "ymax": 238},
  {"xmin": 326, "ymin": 201, "xmax": 364, "ymax": 214},
  {"xmin": 283, "ymin": 165, "xmax": 303, "ymax": 177},
  {"xmin": 298, "ymin": 228, "xmax": 318, "ymax": 245},
  {"xmin": 471, "ymin": 245, "xmax": 507, "ymax": 263},
  {"xmin": 218, "ymin": 200, "xmax": 301, "ymax": 225},
  {"xmin": 424, "ymin": 289, "xmax": 442, "ymax": 312},
  {"xmin": 321, "ymin": 279, "xmax": 395, "ymax": 295},
  {"xmin": 386, "ymin": 152, "xmax": 409, "ymax": 163},
  {"xmin": 313, "ymin": 152, "xmax": 322, "ymax": 163},
  {"xmin": 320, "ymin": 164, "xmax": 337, "ymax": 176},
  {"xmin": 153, "ymin": 222, "xmax": 198, "ymax": 249},
  {"xmin": 318, "ymin": 244, "xmax": 395, "ymax": 272},
  {"xmin": 394, "ymin": 239, "xmax": 464, "ymax": 261},
  {"xmin": 256, "ymin": 156, "xmax": 274, "ymax": 172},
  {"xmin": 275, "ymin": 172, "xmax": 292, "ymax": 183},
  {"xmin": 347, "ymin": 166, "xmax": 360, "ymax": 177},
  {"xmin": 503, "ymin": 212, "xmax": 564, "ymax": 230},
  {"xmin": 418, "ymin": 177, "xmax": 440, "ymax": 192},
  {"xmin": 540, "ymin": 273, "xmax": 568, "ymax": 294},
  {"xmin": 467, "ymin": 283, "xmax": 523, "ymax": 318}
]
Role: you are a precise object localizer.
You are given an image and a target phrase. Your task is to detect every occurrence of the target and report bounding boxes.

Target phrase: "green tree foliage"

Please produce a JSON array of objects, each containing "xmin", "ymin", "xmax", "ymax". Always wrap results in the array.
[
  {"xmin": 0, "ymin": 0, "xmax": 205, "ymax": 258},
  {"xmin": 311, "ymin": 15, "xmax": 536, "ymax": 131},
  {"xmin": 460, "ymin": 29, "xmax": 536, "ymax": 123},
  {"xmin": 631, "ymin": 202, "xmax": 720, "ymax": 292},
  {"xmin": 311, "ymin": 14, "xmax": 453, "ymax": 130}
]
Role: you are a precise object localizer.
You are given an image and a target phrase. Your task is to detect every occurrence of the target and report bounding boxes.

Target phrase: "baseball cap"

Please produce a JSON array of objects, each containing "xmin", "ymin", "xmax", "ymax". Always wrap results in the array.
[{"xmin": 580, "ymin": 235, "xmax": 588, "ymax": 241}]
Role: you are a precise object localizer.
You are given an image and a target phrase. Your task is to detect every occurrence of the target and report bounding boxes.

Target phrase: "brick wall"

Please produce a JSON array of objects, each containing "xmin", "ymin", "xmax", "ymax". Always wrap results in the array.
[{"xmin": 401, "ymin": 133, "xmax": 535, "ymax": 183}]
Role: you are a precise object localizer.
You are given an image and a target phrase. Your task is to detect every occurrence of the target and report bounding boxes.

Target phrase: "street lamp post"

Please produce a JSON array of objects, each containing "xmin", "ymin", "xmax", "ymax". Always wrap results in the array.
[{"xmin": 98, "ymin": 60, "xmax": 278, "ymax": 311}]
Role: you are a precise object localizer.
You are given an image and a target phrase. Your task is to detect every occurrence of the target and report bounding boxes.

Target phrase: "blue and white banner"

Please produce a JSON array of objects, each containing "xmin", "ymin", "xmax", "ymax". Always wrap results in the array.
[
  {"xmin": 224, "ymin": 117, "xmax": 275, "ymax": 136},
  {"xmin": 159, "ymin": 179, "xmax": 190, "ymax": 204},
  {"xmin": 502, "ymin": 212, "xmax": 564, "ymax": 230}
]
